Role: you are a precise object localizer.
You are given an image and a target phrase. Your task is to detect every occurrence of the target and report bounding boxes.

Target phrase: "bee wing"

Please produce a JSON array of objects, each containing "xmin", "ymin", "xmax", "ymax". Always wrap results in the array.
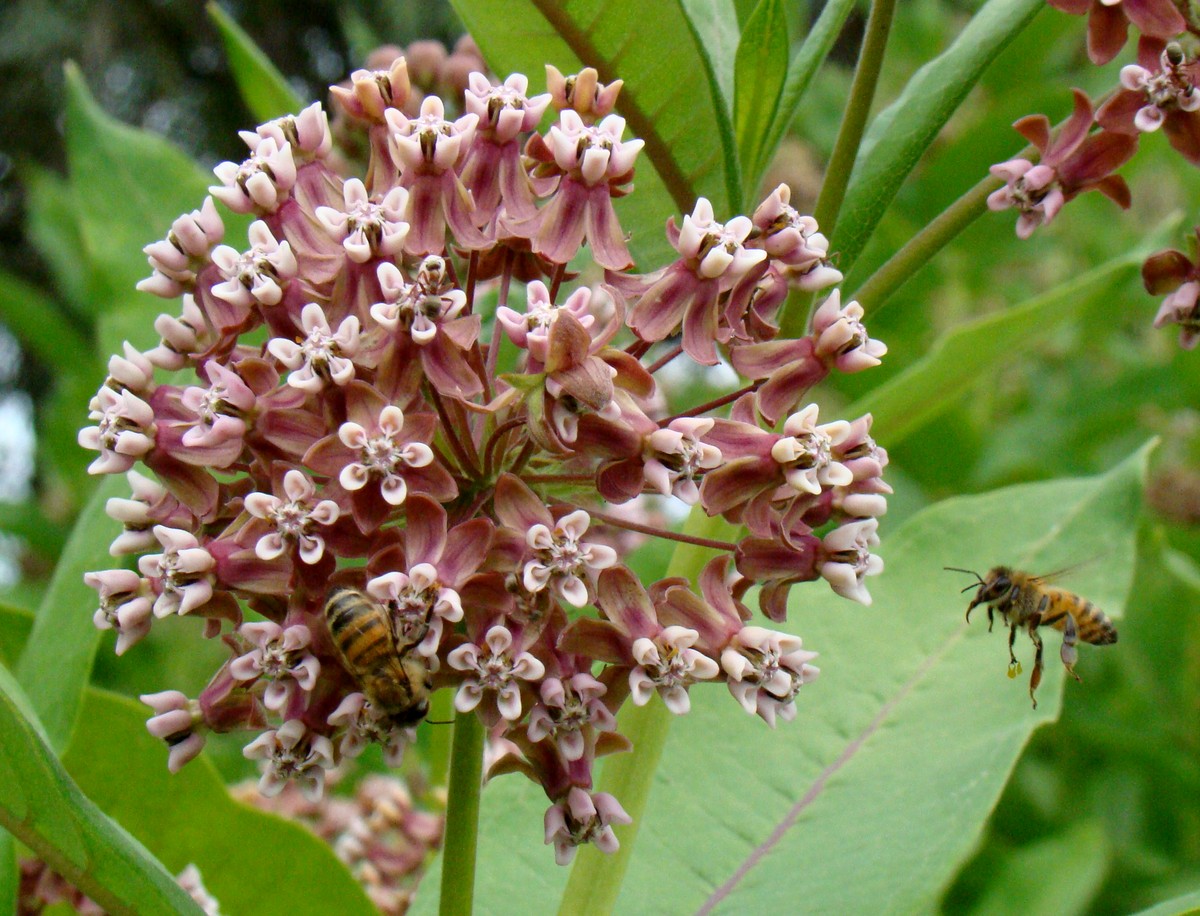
[{"xmin": 1028, "ymin": 555, "xmax": 1106, "ymax": 585}]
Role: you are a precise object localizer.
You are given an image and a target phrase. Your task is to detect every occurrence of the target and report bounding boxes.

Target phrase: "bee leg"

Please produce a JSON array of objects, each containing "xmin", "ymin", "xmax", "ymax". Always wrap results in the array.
[
  {"xmin": 1027, "ymin": 624, "xmax": 1044, "ymax": 710},
  {"xmin": 1006, "ymin": 623, "xmax": 1022, "ymax": 678},
  {"xmin": 987, "ymin": 606, "xmax": 995, "ymax": 633},
  {"xmin": 1060, "ymin": 613, "xmax": 1082, "ymax": 682}
]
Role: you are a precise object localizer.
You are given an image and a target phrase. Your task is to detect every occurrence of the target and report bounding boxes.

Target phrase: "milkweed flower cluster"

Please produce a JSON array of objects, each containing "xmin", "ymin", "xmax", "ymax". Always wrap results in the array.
[
  {"xmin": 987, "ymin": 0, "xmax": 1200, "ymax": 347},
  {"xmin": 80, "ymin": 53, "xmax": 888, "ymax": 864}
]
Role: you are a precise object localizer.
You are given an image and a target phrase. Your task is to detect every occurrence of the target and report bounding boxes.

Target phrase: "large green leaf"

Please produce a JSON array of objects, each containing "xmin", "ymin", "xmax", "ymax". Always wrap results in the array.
[
  {"xmin": 16, "ymin": 474, "xmax": 126, "ymax": 752},
  {"xmin": 845, "ymin": 250, "xmax": 1138, "ymax": 446},
  {"xmin": 0, "ymin": 663, "xmax": 203, "ymax": 915},
  {"xmin": 207, "ymin": 2, "xmax": 307, "ymax": 123},
  {"xmin": 62, "ymin": 689, "xmax": 377, "ymax": 916},
  {"xmin": 967, "ymin": 820, "xmax": 1110, "ymax": 916},
  {"xmin": 413, "ymin": 443, "xmax": 1150, "ymax": 913},
  {"xmin": 0, "ymin": 602, "xmax": 33, "ymax": 667},
  {"xmin": 449, "ymin": 0, "xmax": 741, "ymax": 269},
  {"xmin": 1135, "ymin": 889, "xmax": 1200, "ymax": 916},
  {"xmin": 832, "ymin": 0, "xmax": 1045, "ymax": 272},
  {"xmin": 679, "ymin": 0, "xmax": 739, "ymax": 112},
  {"xmin": 0, "ymin": 266, "xmax": 91, "ymax": 375},
  {"xmin": 733, "ymin": 0, "xmax": 789, "ymax": 191}
]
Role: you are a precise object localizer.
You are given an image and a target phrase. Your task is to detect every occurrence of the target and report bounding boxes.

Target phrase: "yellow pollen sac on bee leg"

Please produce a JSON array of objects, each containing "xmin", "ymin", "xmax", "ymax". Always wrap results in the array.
[{"xmin": 1007, "ymin": 661, "xmax": 1023, "ymax": 679}]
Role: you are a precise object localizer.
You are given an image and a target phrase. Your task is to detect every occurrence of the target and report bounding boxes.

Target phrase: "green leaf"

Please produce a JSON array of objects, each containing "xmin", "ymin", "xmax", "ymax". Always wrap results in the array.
[
  {"xmin": 754, "ymin": 0, "xmax": 856, "ymax": 195},
  {"xmin": 62, "ymin": 689, "xmax": 377, "ymax": 916},
  {"xmin": 418, "ymin": 443, "xmax": 1150, "ymax": 912},
  {"xmin": 832, "ymin": 0, "xmax": 1044, "ymax": 271},
  {"xmin": 0, "ymin": 662, "xmax": 203, "ymax": 915},
  {"xmin": 0, "ymin": 602, "xmax": 34, "ymax": 668},
  {"xmin": 1134, "ymin": 889, "xmax": 1200, "ymax": 916},
  {"xmin": 16, "ymin": 474, "xmax": 126, "ymax": 752},
  {"xmin": 679, "ymin": 0, "xmax": 739, "ymax": 113},
  {"xmin": 0, "ymin": 501, "xmax": 70, "ymax": 560},
  {"xmin": 64, "ymin": 61, "xmax": 250, "ymax": 345},
  {"xmin": 734, "ymin": 0, "xmax": 789, "ymax": 189},
  {"xmin": 207, "ymin": 2, "xmax": 307, "ymax": 123},
  {"xmin": 614, "ymin": 442, "xmax": 1150, "ymax": 912},
  {"xmin": 845, "ymin": 251, "xmax": 1137, "ymax": 446},
  {"xmin": 21, "ymin": 164, "xmax": 93, "ymax": 317},
  {"xmin": 0, "ymin": 266, "xmax": 93, "ymax": 373},
  {"xmin": 449, "ymin": 0, "xmax": 741, "ymax": 268},
  {"xmin": 967, "ymin": 820, "xmax": 1110, "ymax": 916}
]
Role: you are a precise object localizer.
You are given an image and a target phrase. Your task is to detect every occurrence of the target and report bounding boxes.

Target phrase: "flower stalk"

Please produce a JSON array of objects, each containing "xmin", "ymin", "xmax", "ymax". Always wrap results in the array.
[{"xmin": 440, "ymin": 710, "xmax": 484, "ymax": 916}]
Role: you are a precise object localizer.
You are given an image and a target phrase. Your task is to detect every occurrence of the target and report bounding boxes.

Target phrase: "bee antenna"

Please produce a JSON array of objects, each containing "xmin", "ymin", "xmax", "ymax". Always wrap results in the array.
[
  {"xmin": 943, "ymin": 566, "xmax": 985, "ymax": 589},
  {"xmin": 424, "ymin": 718, "xmax": 455, "ymax": 726}
]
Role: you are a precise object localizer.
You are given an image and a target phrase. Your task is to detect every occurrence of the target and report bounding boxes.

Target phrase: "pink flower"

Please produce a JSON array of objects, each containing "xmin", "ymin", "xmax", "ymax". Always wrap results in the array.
[
  {"xmin": 243, "ymin": 720, "xmax": 336, "ymax": 801},
  {"xmin": 327, "ymin": 692, "xmax": 412, "ymax": 765},
  {"xmin": 138, "ymin": 196, "xmax": 225, "ymax": 298},
  {"xmin": 137, "ymin": 526, "xmax": 215, "ymax": 617},
  {"xmin": 721, "ymin": 626, "xmax": 819, "ymax": 727},
  {"xmin": 1047, "ymin": 0, "xmax": 1185, "ymax": 65},
  {"xmin": 244, "ymin": 469, "xmax": 340, "ymax": 564},
  {"xmin": 78, "ymin": 386, "xmax": 156, "ymax": 475},
  {"xmin": 526, "ymin": 674, "xmax": 616, "ymax": 762},
  {"xmin": 141, "ymin": 690, "xmax": 205, "ymax": 773},
  {"xmin": 267, "ymin": 302, "xmax": 360, "ymax": 391},
  {"xmin": 210, "ymin": 136, "xmax": 297, "ymax": 214},
  {"xmin": 86, "ymin": 568, "xmax": 154, "ymax": 655},
  {"xmin": 448, "ymin": 625, "xmax": 546, "ymax": 721},
  {"xmin": 1142, "ymin": 231, "xmax": 1200, "ymax": 348},
  {"xmin": 315, "ymin": 178, "xmax": 410, "ymax": 263},
  {"xmin": 210, "ymin": 220, "xmax": 297, "ymax": 310},
  {"xmin": 229, "ymin": 621, "xmax": 321, "ymax": 712},
  {"xmin": 1098, "ymin": 41, "xmax": 1200, "ymax": 165},
  {"xmin": 544, "ymin": 788, "xmax": 631, "ymax": 866},
  {"xmin": 818, "ymin": 518, "xmax": 884, "ymax": 605}
]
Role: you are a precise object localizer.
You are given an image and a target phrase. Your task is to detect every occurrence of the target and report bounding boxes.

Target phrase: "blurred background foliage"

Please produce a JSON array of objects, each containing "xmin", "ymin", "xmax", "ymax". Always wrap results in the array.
[{"xmin": 0, "ymin": 0, "xmax": 1198, "ymax": 913}]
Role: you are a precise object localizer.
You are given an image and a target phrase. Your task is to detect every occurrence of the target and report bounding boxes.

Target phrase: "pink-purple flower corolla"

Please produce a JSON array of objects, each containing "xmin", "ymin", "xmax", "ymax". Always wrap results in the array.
[
  {"xmin": 105, "ymin": 469, "xmax": 182, "ymax": 556},
  {"xmin": 544, "ymin": 787, "xmax": 631, "ymax": 866},
  {"xmin": 385, "ymin": 95, "xmax": 487, "ymax": 253},
  {"xmin": 327, "ymin": 692, "xmax": 412, "ymax": 766},
  {"xmin": 988, "ymin": 90, "xmax": 1136, "ymax": 239},
  {"xmin": 721, "ymin": 626, "xmax": 819, "ymax": 727},
  {"xmin": 642, "ymin": 417, "xmax": 723, "ymax": 504},
  {"xmin": 78, "ymin": 386, "xmax": 157, "ymax": 475},
  {"xmin": 461, "ymin": 72, "xmax": 551, "ymax": 223},
  {"xmin": 629, "ymin": 626, "xmax": 720, "ymax": 714},
  {"xmin": 177, "ymin": 361, "xmax": 256, "ymax": 461},
  {"xmin": 331, "ymin": 57, "xmax": 412, "ymax": 125},
  {"xmin": 85, "ymin": 568, "xmax": 154, "ymax": 655},
  {"xmin": 623, "ymin": 197, "xmax": 767, "ymax": 365},
  {"xmin": 144, "ymin": 295, "xmax": 212, "ymax": 372},
  {"xmin": 771, "ymin": 404, "xmax": 854, "ymax": 496},
  {"xmin": 496, "ymin": 280, "xmax": 595, "ymax": 363},
  {"xmin": 244, "ymin": 470, "xmax": 340, "ymax": 564},
  {"xmin": 268, "ymin": 302, "xmax": 361, "ymax": 391},
  {"xmin": 747, "ymin": 183, "xmax": 842, "ymax": 290},
  {"xmin": 210, "ymin": 219, "xmax": 297, "ymax": 312},
  {"xmin": 526, "ymin": 673, "xmax": 617, "ymax": 761},
  {"xmin": 137, "ymin": 525, "xmax": 217, "ymax": 618},
  {"xmin": 447, "ymin": 625, "xmax": 546, "ymax": 721},
  {"xmin": 243, "ymin": 719, "xmax": 336, "ymax": 801},
  {"xmin": 370, "ymin": 256, "xmax": 483, "ymax": 399},
  {"xmin": 210, "ymin": 136, "xmax": 298, "ymax": 215},
  {"xmin": 243, "ymin": 102, "xmax": 332, "ymax": 162},
  {"xmin": 545, "ymin": 65, "xmax": 623, "ymax": 122},
  {"xmin": 1142, "ymin": 229, "xmax": 1200, "ymax": 347},
  {"xmin": 138, "ymin": 196, "xmax": 225, "ymax": 298},
  {"xmin": 1099, "ymin": 41, "xmax": 1200, "ymax": 165},
  {"xmin": 141, "ymin": 690, "xmax": 205, "ymax": 773},
  {"xmin": 1046, "ymin": 0, "xmax": 1185, "ymax": 65},
  {"xmin": 513, "ymin": 110, "xmax": 643, "ymax": 270},
  {"xmin": 315, "ymin": 179, "xmax": 410, "ymax": 263},
  {"xmin": 818, "ymin": 518, "xmax": 883, "ymax": 605},
  {"xmin": 229, "ymin": 621, "xmax": 321, "ymax": 712},
  {"xmin": 811, "ymin": 290, "xmax": 887, "ymax": 372}
]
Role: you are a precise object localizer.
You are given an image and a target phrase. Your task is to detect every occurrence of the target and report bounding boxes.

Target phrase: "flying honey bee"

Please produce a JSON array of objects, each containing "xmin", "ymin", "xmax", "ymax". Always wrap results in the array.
[
  {"xmin": 945, "ymin": 566, "xmax": 1118, "ymax": 709},
  {"xmin": 325, "ymin": 586, "xmax": 432, "ymax": 727}
]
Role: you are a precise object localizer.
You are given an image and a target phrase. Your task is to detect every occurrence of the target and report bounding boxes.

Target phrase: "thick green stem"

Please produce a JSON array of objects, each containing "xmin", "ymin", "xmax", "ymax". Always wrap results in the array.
[
  {"xmin": 850, "ymin": 173, "xmax": 1001, "ymax": 313},
  {"xmin": 811, "ymin": 0, "xmax": 897, "ymax": 237},
  {"xmin": 439, "ymin": 710, "xmax": 484, "ymax": 916}
]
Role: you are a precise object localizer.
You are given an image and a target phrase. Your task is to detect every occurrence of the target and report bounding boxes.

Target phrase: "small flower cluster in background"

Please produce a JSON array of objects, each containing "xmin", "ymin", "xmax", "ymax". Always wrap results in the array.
[
  {"xmin": 18, "ymin": 859, "xmax": 222, "ymax": 916},
  {"xmin": 984, "ymin": 3, "xmax": 1200, "ymax": 346},
  {"xmin": 234, "ymin": 771, "xmax": 443, "ymax": 915},
  {"xmin": 81, "ymin": 48, "xmax": 888, "ymax": 865}
]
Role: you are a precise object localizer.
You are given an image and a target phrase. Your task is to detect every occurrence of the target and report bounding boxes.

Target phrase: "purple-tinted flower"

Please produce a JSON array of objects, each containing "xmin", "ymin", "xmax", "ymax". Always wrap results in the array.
[
  {"xmin": 721, "ymin": 626, "xmax": 819, "ymax": 727},
  {"xmin": 327, "ymin": 692, "xmax": 412, "ymax": 765},
  {"xmin": 771, "ymin": 404, "xmax": 854, "ymax": 496},
  {"xmin": 544, "ymin": 787, "xmax": 631, "ymax": 865},
  {"xmin": 86, "ymin": 568, "xmax": 154, "ymax": 655},
  {"xmin": 545, "ymin": 66, "xmax": 623, "ymax": 122},
  {"xmin": 818, "ymin": 518, "xmax": 883, "ymax": 605},
  {"xmin": 142, "ymin": 690, "xmax": 205, "ymax": 773},
  {"xmin": 315, "ymin": 178, "xmax": 410, "ymax": 263},
  {"xmin": 243, "ymin": 102, "xmax": 332, "ymax": 162},
  {"xmin": 243, "ymin": 719, "xmax": 336, "ymax": 801},
  {"xmin": 210, "ymin": 220, "xmax": 297, "ymax": 311},
  {"xmin": 1098, "ymin": 41, "xmax": 1200, "ymax": 165},
  {"xmin": 144, "ymin": 295, "xmax": 212, "ymax": 371},
  {"xmin": 628, "ymin": 626, "xmax": 720, "ymax": 714},
  {"xmin": 210, "ymin": 136, "xmax": 297, "ymax": 215},
  {"xmin": 1047, "ymin": 0, "xmax": 1185, "ymax": 65},
  {"xmin": 331, "ymin": 58, "xmax": 412, "ymax": 124},
  {"xmin": 496, "ymin": 280, "xmax": 594, "ymax": 363},
  {"xmin": 643, "ymin": 418, "xmax": 723, "ymax": 504},
  {"xmin": 244, "ymin": 469, "xmax": 340, "ymax": 564},
  {"xmin": 810, "ymin": 291, "xmax": 887, "ymax": 373},
  {"xmin": 177, "ymin": 360, "xmax": 256, "ymax": 460},
  {"xmin": 448, "ymin": 625, "xmax": 546, "ymax": 721},
  {"xmin": 137, "ymin": 525, "xmax": 215, "ymax": 617},
  {"xmin": 268, "ymin": 302, "xmax": 361, "ymax": 391},
  {"xmin": 78, "ymin": 386, "xmax": 157, "ymax": 475},
  {"xmin": 526, "ymin": 673, "xmax": 616, "ymax": 761},
  {"xmin": 105, "ymin": 469, "xmax": 177, "ymax": 556},
  {"xmin": 1142, "ymin": 231, "xmax": 1200, "ymax": 347},
  {"xmin": 988, "ymin": 91, "xmax": 1137, "ymax": 239},
  {"xmin": 138, "ymin": 196, "xmax": 225, "ymax": 298},
  {"xmin": 229, "ymin": 621, "xmax": 321, "ymax": 712},
  {"xmin": 747, "ymin": 184, "xmax": 842, "ymax": 289}
]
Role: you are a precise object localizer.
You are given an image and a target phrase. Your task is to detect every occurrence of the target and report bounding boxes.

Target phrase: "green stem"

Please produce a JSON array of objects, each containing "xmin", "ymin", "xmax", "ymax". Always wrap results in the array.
[
  {"xmin": 439, "ymin": 710, "xmax": 484, "ymax": 916},
  {"xmin": 850, "ymin": 172, "xmax": 1001, "ymax": 313},
  {"xmin": 811, "ymin": 0, "xmax": 898, "ymax": 237}
]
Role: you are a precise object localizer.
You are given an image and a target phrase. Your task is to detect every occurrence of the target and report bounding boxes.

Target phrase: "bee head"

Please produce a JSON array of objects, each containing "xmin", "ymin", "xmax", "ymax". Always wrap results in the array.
[{"xmin": 977, "ymin": 566, "xmax": 1013, "ymax": 602}]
